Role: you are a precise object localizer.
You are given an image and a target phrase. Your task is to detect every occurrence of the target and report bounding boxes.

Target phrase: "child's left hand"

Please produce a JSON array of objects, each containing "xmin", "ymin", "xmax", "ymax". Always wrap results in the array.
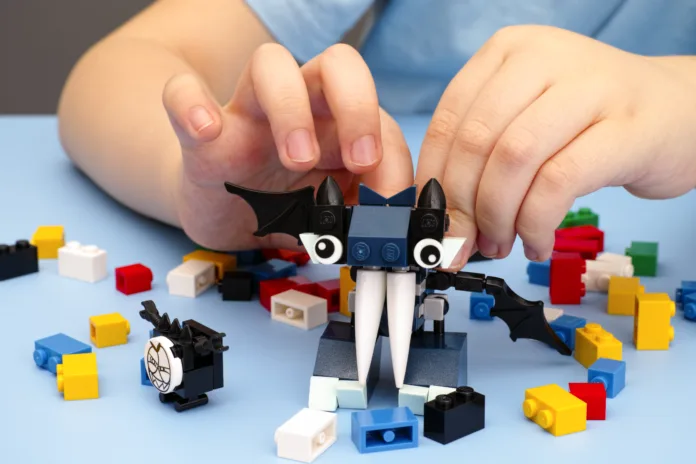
[{"xmin": 417, "ymin": 25, "xmax": 696, "ymax": 268}]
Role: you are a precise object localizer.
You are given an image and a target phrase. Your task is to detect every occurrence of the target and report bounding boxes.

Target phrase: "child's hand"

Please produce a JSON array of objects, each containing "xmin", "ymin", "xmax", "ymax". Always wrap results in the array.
[
  {"xmin": 164, "ymin": 43, "xmax": 413, "ymax": 250},
  {"xmin": 417, "ymin": 25, "xmax": 696, "ymax": 267}
]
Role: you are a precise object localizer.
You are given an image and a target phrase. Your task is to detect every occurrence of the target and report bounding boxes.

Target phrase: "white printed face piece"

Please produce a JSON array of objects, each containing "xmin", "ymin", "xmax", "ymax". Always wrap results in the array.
[{"xmin": 144, "ymin": 336, "xmax": 183, "ymax": 394}]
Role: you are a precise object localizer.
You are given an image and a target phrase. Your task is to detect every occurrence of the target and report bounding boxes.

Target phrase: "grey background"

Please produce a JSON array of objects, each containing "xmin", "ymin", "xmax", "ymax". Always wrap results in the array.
[{"xmin": 0, "ymin": 0, "xmax": 151, "ymax": 114}]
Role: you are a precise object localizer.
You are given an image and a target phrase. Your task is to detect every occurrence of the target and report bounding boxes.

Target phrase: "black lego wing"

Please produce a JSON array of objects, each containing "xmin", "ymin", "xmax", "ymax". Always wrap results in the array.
[{"xmin": 224, "ymin": 182, "xmax": 315, "ymax": 242}]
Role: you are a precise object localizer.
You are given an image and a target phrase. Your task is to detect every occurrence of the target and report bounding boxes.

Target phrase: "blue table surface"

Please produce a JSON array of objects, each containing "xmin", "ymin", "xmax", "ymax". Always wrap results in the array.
[{"xmin": 1, "ymin": 115, "xmax": 695, "ymax": 464}]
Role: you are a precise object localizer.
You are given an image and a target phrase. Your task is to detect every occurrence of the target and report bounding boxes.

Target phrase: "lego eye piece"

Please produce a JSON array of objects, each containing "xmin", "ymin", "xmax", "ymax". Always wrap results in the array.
[
  {"xmin": 144, "ymin": 336, "xmax": 183, "ymax": 394},
  {"xmin": 314, "ymin": 235, "xmax": 343, "ymax": 265},
  {"xmin": 414, "ymin": 238, "xmax": 443, "ymax": 268}
]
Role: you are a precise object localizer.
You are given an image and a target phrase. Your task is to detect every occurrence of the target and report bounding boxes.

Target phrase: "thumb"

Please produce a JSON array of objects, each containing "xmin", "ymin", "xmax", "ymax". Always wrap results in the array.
[{"xmin": 443, "ymin": 208, "xmax": 480, "ymax": 271}]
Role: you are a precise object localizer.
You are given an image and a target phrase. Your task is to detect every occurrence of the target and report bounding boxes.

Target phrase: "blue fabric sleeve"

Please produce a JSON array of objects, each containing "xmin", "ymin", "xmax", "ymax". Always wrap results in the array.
[{"xmin": 245, "ymin": 0, "xmax": 375, "ymax": 62}]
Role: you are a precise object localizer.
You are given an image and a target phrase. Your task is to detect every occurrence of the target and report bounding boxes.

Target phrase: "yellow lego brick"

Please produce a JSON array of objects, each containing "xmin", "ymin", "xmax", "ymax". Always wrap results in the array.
[
  {"xmin": 339, "ymin": 266, "xmax": 355, "ymax": 317},
  {"xmin": 523, "ymin": 384, "xmax": 586, "ymax": 436},
  {"xmin": 183, "ymin": 250, "xmax": 236, "ymax": 281},
  {"xmin": 607, "ymin": 276, "xmax": 644, "ymax": 315},
  {"xmin": 89, "ymin": 313, "xmax": 130, "ymax": 348},
  {"xmin": 634, "ymin": 293, "xmax": 675, "ymax": 350},
  {"xmin": 574, "ymin": 323, "xmax": 622, "ymax": 368},
  {"xmin": 57, "ymin": 353, "xmax": 99, "ymax": 400},
  {"xmin": 30, "ymin": 225, "xmax": 65, "ymax": 259}
]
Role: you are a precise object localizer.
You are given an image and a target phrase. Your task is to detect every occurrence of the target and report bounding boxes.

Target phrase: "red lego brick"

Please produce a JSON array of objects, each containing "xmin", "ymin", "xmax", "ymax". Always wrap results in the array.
[
  {"xmin": 555, "ymin": 225, "xmax": 604, "ymax": 251},
  {"xmin": 553, "ymin": 237, "xmax": 599, "ymax": 259},
  {"xmin": 549, "ymin": 251, "xmax": 586, "ymax": 305},
  {"xmin": 259, "ymin": 275, "xmax": 311, "ymax": 310},
  {"xmin": 115, "ymin": 264, "xmax": 153, "ymax": 295},
  {"xmin": 298, "ymin": 279, "xmax": 341, "ymax": 313},
  {"xmin": 295, "ymin": 282, "xmax": 320, "ymax": 297},
  {"xmin": 569, "ymin": 382, "xmax": 606, "ymax": 420},
  {"xmin": 262, "ymin": 249, "xmax": 311, "ymax": 266}
]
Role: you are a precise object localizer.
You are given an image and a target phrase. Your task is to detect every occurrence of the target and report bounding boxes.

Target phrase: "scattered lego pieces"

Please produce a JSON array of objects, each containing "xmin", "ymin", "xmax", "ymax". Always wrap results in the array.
[
  {"xmin": 583, "ymin": 258, "xmax": 634, "ymax": 292},
  {"xmin": 550, "ymin": 251, "xmax": 586, "ymax": 304},
  {"xmin": 89, "ymin": 313, "xmax": 130, "ymax": 348},
  {"xmin": 275, "ymin": 408, "xmax": 337, "ymax": 463},
  {"xmin": 30, "ymin": 225, "xmax": 65, "ymax": 259},
  {"xmin": 526, "ymin": 259, "xmax": 550, "ymax": 286},
  {"xmin": 555, "ymin": 225, "xmax": 604, "ymax": 251},
  {"xmin": 574, "ymin": 323, "xmax": 622, "ymax": 368},
  {"xmin": 183, "ymin": 249, "xmax": 236, "ymax": 281},
  {"xmin": 34, "ymin": 333, "xmax": 91, "ymax": 374},
  {"xmin": 549, "ymin": 315, "xmax": 587, "ymax": 351},
  {"xmin": 607, "ymin": 276, "xmax": 644, "ymax": 315},
  {"xmin": 523, "ymin": 384, "xmax": 586, "ymax": 436},
  {"xmin": 115, "ymin": 263, "xmax": 153, "ymax": 295},
  {"xmin": 166, "ymin": 259, "xmax": 216, "ymax": 297},
  {"xmin": 0, "ymin": 240, "xmax": 38, "ymax": 281},
  {"xmin": 588, "ymin": 358, "xmax": 626, "ymax": 398},
  {"xmin": 262, "ymin": 248, "xmax": 311, "ymax": 266},
  {"xmin": 271, "ymin": 289, "xmax": 328, "ymax": 330},
  {"xmin": 339, "ymin": 265, "xmax": 355, "ymax": 317},
  {"xmin": 625, "ymin": 241, "xmax": 658, "ymax": 276},
  {"xmin": 634, "ymin": 293, "xmax": 675, "ymax": 350},
  {"xmin": 58, "ymin": 241, "xmax": 107, "ymax": 283},
  {"xmin": 218, "ymin": 270, "xmax": 255, "ymax": 301},
  {"xmin": 424, "ymin": 386, "xmax": 485, "ymax": 444},
  {"xmin": 140, "ymin": 357, "xmax": 152, "ymax": 386},
  {"xmin": 259, "ymin": 275, "xmax": 311, "ymax": 310},
  {"xmin": 568, "ymin": 382, "xmax": 606, "ymax": 420},
  {"xmin": 351, "ymin": 407, "xmax": 418, "ymax": 453},
  {"xmin": 56, "ymin": 353, "xmax": 99, "ymax": 400},
  {"xmin": 558, "ymin": 207, "xmax": 598, "ymax": 229},
  {"xmin": 469, "ymin": 290, "xmax": 494, "ymax": 320},
  {"xmin": 247, "ymin": 258, "xmax": 298, "ymax": 290}
]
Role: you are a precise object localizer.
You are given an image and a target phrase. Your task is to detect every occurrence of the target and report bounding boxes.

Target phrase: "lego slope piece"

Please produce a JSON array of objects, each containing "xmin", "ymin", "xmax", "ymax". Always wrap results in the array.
[
  {"xmin": 583, "ymin": 258, "xmax": 634, "ymax": 293},
  {"xmin": 34, "ymin": 333, "xmax": 92, "ymax": 374},
  {"xmin": 183, "ymin": 249, "xmax": 236, "ymax": 281},
  {"xmin": 352, "ymin": 407, "xmax": 418, "ymax": 453},
  {"xmin": 90, "ymin": 313, "xmax": 130, "ymax": 348},
  {"xmin": 574, "ymin": 323, "xmax": 622, "ymax": 368},
  {"xmin": 166, "ymin": 259, "xmax": 216, "ymax": 297},
  {"xmin": 424, "ymin": 386, "xmax": 485, "ymax": 445},
  {"xmin": 58, "ymin": 241, "xmax": 107, "ymax": 283},
  {"xmin": 56, "ymin": 353, "xmax": 99, "ymax": 400},
  {"xmin": 271, "ymin": 290, "xmax": 328, "ymax": 330},
  {"xmin": 523, "ymin": 384, "xmax": 586, "ymax": 436},
  {"xmin": 115, "ymin": 263, "xmax": 153, "ymax": 295},
  {"xmin": 550, "ymin": 251, "xmax": 586, "ymax": 304},
  {"xmin": 568, "ymin": 383, "xmax": 606, "ymax": 420},
  {"xmin": 527, "ymin": 259, "xmax": 550, "ymax": 286},
  {"xmin": 549, "ymin": 315, "xmax": 587, "ymax": 351},
  {"xmin": 469, "ymin": 291, "xmax": 494, "ymax": 320},
  {"xmin": 30, "ymin": 225, "xmax": 65, "ymax": 259},
  {"xmin": 588, "ymin": 358, "xmax": 626, "ymax": 399},
  {"xmin": 218, "ymin": 270, "xmax": 254, "ymax": 301},
  {"xmin": 275, "ymin": 408, "xmax": 337, "ymax": 463},
  {"xmin": 0, "ymin": 240, "xmax": 38, "ymax": 281},
  {"xmin": 339, "ymin": 266, "xmax": 355, "ymax": 317},
  {"xmin": 633, "ymin": 293, "xmax": 675, "ymax": 350},
  {"xmin": 558, "ymin": 207, "xmax": 598, "ymax": 229},
  {"xmin": 607, "ymin": 276, "xmax": 644, "ymax": 316},
  {"xmin": 625, "ymin": 241, "xmax": 658, "ymax": 276}
]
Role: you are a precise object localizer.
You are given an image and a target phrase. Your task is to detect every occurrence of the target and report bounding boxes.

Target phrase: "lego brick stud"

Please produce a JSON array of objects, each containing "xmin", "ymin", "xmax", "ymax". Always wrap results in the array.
[
  {"xmin": 424, "ymin": 386, "xmax": 485, "ymax": 444},
  {"xmin": 574, "ymin": 323, "xmax": 622, "ymax": 368},
  {"xmin": 33, "ymin": 333, "xmax": 91, "ymax": 374}
]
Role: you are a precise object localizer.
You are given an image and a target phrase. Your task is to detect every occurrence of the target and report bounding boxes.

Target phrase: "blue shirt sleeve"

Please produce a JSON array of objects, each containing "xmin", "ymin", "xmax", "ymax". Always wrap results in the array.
[{"xmin": 245, "ymin": 0, "xmax": 375, "ymax": 62}]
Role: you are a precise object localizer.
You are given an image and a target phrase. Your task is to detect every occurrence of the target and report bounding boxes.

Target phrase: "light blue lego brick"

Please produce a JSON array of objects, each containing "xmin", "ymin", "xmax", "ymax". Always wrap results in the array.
[
  {"xmin": 33, "ymin": 333, "xmax": 92, "ymax": 374},
  {"xmin": 351, "ymin": 407, "xmax": 418, "ymax": 453},
  {"xmin": 526, "ymin": 260, "xmax": 550, "ymax": 286},
  {"xmin": 675, "ymin": 280, "xmax": 696, "ymax": 308},
  {"xmin": 140, "ymin": 357, "xmax": 152, "ymax": 386},
  {"xmin": 347, "ymin": 206, "xmax": 411, "ymax": 268},
  {"xmin": 684, "ymin": 293, "xmax": 696, "ymax": 321},
  {"xmin": 588, "ymin": 358, "xmax": 626, "ymax": 399},
  {"xmin": 469, "ymin": 291, "xmax": 494, "ymax": 320},
  {"xmin": 549, "ymin": 315, "xmax": 587, "ymax": 350}
]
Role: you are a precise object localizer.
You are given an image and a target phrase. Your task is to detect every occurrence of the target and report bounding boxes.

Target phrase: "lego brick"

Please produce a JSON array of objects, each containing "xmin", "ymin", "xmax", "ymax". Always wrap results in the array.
[
  {"xmin": 675, "ymin": 280, "xmax": 696, "ymax": 308},
  {"xmin": 351, "ymin": 407, "xmax": 418, "ymax": 453},
  {"xmin": 234, "ymin": 249, "xmax": 264, "ymax": 266},
  {"xmin": 549, "ymin": 315, "xmax": 587, "ymax": 351},
  {"xmin": 262, "ymin": 248, "xmax": 311, "ymax": 266},
  {"xmin": 543, "ymin": 307, "xmax": 564, "ymax": 322},
  {"xmin": 568, "ymin": 382, "xmax": 606, "ymax": 420},
  {"xmin": 34, "ymin": 333, "xmax": 91, "ymax": 374},
  {"xmin": 58, "ymin": 241, "xmax": 107, "ymax": 283},
  {"xmin": 583, "ymin": 259, "xmax": 634, "ymax": 292},
  {"xmin": 30, "ymin": 225, "xmax": 65, "ymax": 259},
  {"xmin": 523, "ymin": 384, "xmax": 586, "ymax": 436},
  {"xmin": 339, "ymin": 266, "xmax": 355, "ymax": 317},
  {"xmin": 89, "ymin": 313, "xmax": 130, "ymax": 348},
  {"xmin": 424, "ymin": 386, "xmax": 485, "ymax": 444},
  {"xmin": 555, "ymin": 225, "xmax": 604, "ymax": 251},
  {"xmin": 346, "ymin": 205, "xmax": 411, "ymax": 267},
  {"xmin": 336, "ymin": 380, "xmax": 367, "ymax": 409},
  {"xmin": 275, "ymin": 408, "xmax": 337, "ymax": 463},
  {"xmin": 607, "ymin": 276, "xmax": 644, "ymax": 315},
  {"xmin": 314, "ymin": 279, "xmax": 340, "ymax": 313},
  {"xmin": 308, "ymin": 376, "xmax": 340, "ymax": 411},
  {"xmin": 183, "ymin": 249, "xmax": 236, "ymax": 281},
  {"xmin": 684, "ymin": 293, "xmax": 696, "ymax": 321},
  {"xmin": 424, "ymin": 294, "xmax": 447, "ymax": 321},
  {"xmin": 259, "ymin": 275, "xmax": 311, "ymax": 309},
  {"xmin": 633, "ymin": 293, "xmax": 675, "ymax": 350},
  {"xmin": 0, "ymin": 240, "xmax": 38, "ymax": 281},
  {"xmin": 403, "ymin": 332, "xmax": 467, "ymax": 389},
  {"xmin": 166, "ymin": 259, "xmax": 215, "ymax": 297},
  {"xmin": 574, "ymin": 323, "xmax": 622, "ymax": 368},
  {"xmin": 398, "ymin": 385, "xmax": 429, "ymax": 416},
  {"xmin": 526, "ymin": 259, "xmax": 550, "ymax": 286},
  {"xmin": 625, "ymin": 241, "xmax": 658, "ymax": 276},
  {"xmin": 469, "ymin": 290, "xmax": 494, "ymax": 320},
  {"xmin": 553, "ymin": 237, "xmax": 599, "ymax": 260},
  {"xmin": 271, "ymin": 290, "xmax": 328, "ymax": 330},
  {"xmin": 56, "ymin": 353, "xmax": 99, "ymax": 400},
  {"xmin": 597, "ymin": 252, "xmax": 632, "ymax": 267},
  {"xmin": 427, "ymin": 385, "xmax": 456, "ymax": 402},
  {"xmin": 549, "ymin": 251, "xmax": 585, "ymax": 304},
  {"xmin": 115, "ymin": 263, "xmax": 153, "ymax": 295},
  {"xmin": 558, "ymin": 207, "xmax": 598, "ymax": 229},
  {"xmin": 218, "ymin": 270, "xmax": 254, "ymax": 301},
  {"xmin": 247, "ymin": 258, "xmax": 297, "ymax": 289},
  {"xmin": 588, "ymin": 358, "xmax": 626, "ymax": 399},
  {"xmin": 140, "ymin": 357, "xmax": 152, "ymax": 386}
]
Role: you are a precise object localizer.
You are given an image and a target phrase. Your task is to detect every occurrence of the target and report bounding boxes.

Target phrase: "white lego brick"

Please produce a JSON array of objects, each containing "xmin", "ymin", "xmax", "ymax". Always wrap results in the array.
[
  {"xmin": 416, "ymin": 277, "xmax": 427, "ymax": 296},
  {"xmin": 272, "ymin": 290, "xmax": 328, "ymax": 330},
  {"xmin": 336, "ymin": 380, "xmax": 367, "ymax": 409},
  {"xmin": 597, "ymin": 252, "xmax": 633, "ymax": 267},
  {"xmin": 582, "ymin": 259, "xmax": 634, "ymax": 292},
  {"xmin": 423, "ymin": 294, "xmax": 447, "ymax": 321},
  {"xmin": 348, "ymin": 290, "xmax": 355, "ymax": 313},
  {"xmin": 275, "ymin": 408, "xmax": 337, "ymax": 463},
  {"xmin": 544, "ymin": 307, "xmax": 564, "ymax": 322},
  {"xmin": 398, "ymin": 384, "xmax": 429, "ymax": 416},
  {"xmin": 427, "ymin": 385, "xmax": 456, "ymax": 402},
  {"xmin": 166, "ymin": 259, "xmax": 215, "ymax": 297},
  {"xmin": 57, "ymin": 241, "xmax": 107, "ymax": 283},
  {"xmin": 308, "ymin": 376, "xmax": 339, "ymax": 411}
]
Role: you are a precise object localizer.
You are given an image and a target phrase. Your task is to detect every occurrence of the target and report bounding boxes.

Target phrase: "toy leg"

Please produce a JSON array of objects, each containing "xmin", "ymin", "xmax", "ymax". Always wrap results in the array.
[{"xmin": 159, "ymin": 392, "xmax": 209, "ymax": 412}]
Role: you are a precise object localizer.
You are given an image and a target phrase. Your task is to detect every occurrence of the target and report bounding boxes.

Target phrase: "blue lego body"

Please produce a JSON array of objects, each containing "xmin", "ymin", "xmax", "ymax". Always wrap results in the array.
[
  {"xmin": 588, "ymin": 358, "xmax": 626, "ymax": 398},
  {"xmin": 351, "ymin": 407, "xmax": 418, "ymax": 453},
  {"xmin": 33, "ymin": 333, "xmax": 91, "ymax": 374},
  {"xmin": 683, "ymin": 293, "xmax": 696, "ymax": 321},
  {"xmin": 527, "ymin": 260, "xmax": 550, "ymax": 286},
  {"xmin": 246, "ymin": 259, "xmax": 297, "ymax": 289},
  {"xmin": 549, "ymin": 315, "xmax": 587, "ymax": 350},
  {"xmin": 675, "ymin": 280, "xmax": 696, "ymax": 309},
  {"xmin": 358, "ymin": 184, "xmax": 416, "ymax": 207},
  {"xmin": 141, "ymin": 357, "xmax": 153, "ymax": 386},
  {"xmin": 469, "ymin": 290, "xmax": 494, "ymax": 320},
  {"xmin": 347, "ymin": 206, "xmax": 411, "ymax": 267}
]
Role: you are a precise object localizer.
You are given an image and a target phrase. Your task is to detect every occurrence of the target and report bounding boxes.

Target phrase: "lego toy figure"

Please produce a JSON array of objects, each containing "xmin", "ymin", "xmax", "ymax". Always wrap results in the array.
[
  {"xmin": 225, "ymin": 177, "xmax": 570, "ymax": 411},
  {"xmin": 139, "ymin": 300, "xmax": 228, "ymax": 412}
]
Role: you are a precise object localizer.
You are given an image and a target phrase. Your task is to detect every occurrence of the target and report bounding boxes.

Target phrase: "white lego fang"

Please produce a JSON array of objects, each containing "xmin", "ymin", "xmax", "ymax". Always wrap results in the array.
[{"xmin": 58, "ymin": 241, "xmax": 107, "ymax": 283}]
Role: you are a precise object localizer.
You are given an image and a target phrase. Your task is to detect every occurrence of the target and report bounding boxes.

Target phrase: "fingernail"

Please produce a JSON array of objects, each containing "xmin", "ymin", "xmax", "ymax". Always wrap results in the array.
[
  {"xmin": 477, "ymin": 234, "xmax": 499, "ymax": 258},
  {"xmin": 286, "ymin": 129, "xmax": 314, "ymax": 163},
  {"xmin": 449, "ymin": 246, "xmax": 469, "ymax": 270},
  {"xmin": 524, "ymin": 244, "xmax": 539, "ymax": 261},
  {"xmin": 188, "ymin": 105, "xmax": 214, "ymax": 133},
  {"xmin": 351, "ymin": 135, "xmax": 377, "ymax": 167}
]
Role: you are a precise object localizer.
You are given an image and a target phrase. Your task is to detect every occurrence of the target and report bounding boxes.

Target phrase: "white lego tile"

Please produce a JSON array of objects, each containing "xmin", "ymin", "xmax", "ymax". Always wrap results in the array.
[
  {"xmin": 398, "ymin": 384, "xmax": 429, "ymax": 416},
  {"xmin": 336, "ymin": 380, "xmax": 367, "ymax": 409},
  {"xmin": 275, "ymin": 408, "xmax": 337, "ymax": 463},
  {"xmin": 57, "ymin": 241, "xmax": 107, "ymax": 283},
  {"xmin": 427, "ymin": 385, "xmax": 456, "ymax": 402},
  {"xmin": 423, "ymin": 294, "xmax": 447, "ymax": 321},
  {"xmin": 272, "ymin": 290, "xmax": 328, "ymax": 330},
  {"xmin": 544, "ymin": 307, "xmax": 564, "ymax": 322},
  {"xmin": 583, "ymin": 259, "xmax": 634, "ymax": 292},
  {"xmin": 308, "ymin": 376, "xmax": 339, "ymax": 412},
  {"xmin": 166, "ymin": 259, "xmax": 215, "ymax": 298}
]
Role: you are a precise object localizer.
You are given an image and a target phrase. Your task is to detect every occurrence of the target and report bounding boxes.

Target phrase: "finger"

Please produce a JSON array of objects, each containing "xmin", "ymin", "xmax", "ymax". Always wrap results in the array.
[
  {"xmin": 301, "ymin": 44, "xmax": 383, "ymax": 173},
  {"xmin": 229, "ymin": 43, "xmax": 320, "ymax": 170},
  {"xmin": 475, "ymin": 81, "xmax": 603, "ymax": 257}
]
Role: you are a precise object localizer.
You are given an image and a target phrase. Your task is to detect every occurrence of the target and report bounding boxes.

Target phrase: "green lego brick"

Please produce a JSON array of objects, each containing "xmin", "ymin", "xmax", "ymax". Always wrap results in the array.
[
  {"xmin": 625, "ymin": 241, "xmax": 658, "ymax": 276},
  {"xmin": 558, "ymin": 207, "xmax": 599, "ymax": 229}
]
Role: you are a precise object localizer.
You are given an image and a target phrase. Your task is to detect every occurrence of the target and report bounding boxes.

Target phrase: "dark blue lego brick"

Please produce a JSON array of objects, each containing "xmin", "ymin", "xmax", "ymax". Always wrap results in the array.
[
  {"xmin": 588, "ymin": 358, "xmax": 625, "ymax": 398},
  {"xmin": 675, "ymin": 280, "xmax": 696, "ymax": 308},
  {"xmin": 246, "ymin": 259, "xmax": 297, "ymax": 290},
  {"xmin": 347, "ymin": 206, "xmax": 411, "ymax": 267},
  {"xmin": 351, "ymin": 407, "xmax": 418, "ymax": 453},
  {"xmin": 357, "ymin": 184, "xmax": 417, "ymax": 207},
  {"xmin": 549, "ymin": 315, "xmax": 587, "ymax": 350},
  {"xmin": 33, "ymin": 333, "xmax": 92, "ymax": 374},
  {"xmin": 526, "ymin": 260, "xmax": 550, "ymax": 286},
  {"xmin": 234, "ymin": 249, "xmax": 265, "ymax": 266},
  {"xmin": 141, "ymin": 357, "xmax": 152, "ymax": 386},
  {"xmin": 403, "ymin": 332, "xmax": 467, "ymax": 388},
  {"xmin": 684, "ymin": 294, "xmax": 696, "ymax": 321},
  {"xmin": 469, "ymin": 291, "xmax": 494, "ymax": 320}
]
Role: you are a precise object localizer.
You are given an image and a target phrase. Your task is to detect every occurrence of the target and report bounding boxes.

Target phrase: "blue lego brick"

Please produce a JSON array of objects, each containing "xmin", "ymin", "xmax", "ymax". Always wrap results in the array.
[
  {"xmin": 588, "ymin": 358, "xmax": 626, "ymax": 398},
  {"xmin": 469, "ymin": 291, "xmax": 494, "ymax": 320},
  {"xmin": 246, "ymin": 259, "xmax": 297, "ymax": 290},
  {"xmin": 347, "ymin": 206, "xmax": 411, "ymax": 267},
  {"xmin": 140, "ymin": 357, "xmax": 152, "ymax": 386},
  {"xmin": 33, "ymin": 333, "xmax": 92, "ymax": 374},
  {"xmin": 549, "ymin": 315, "xmax": 587, "ymax": 350},
  {"xmin": 526, "ymin": 259, "xmax": 550, "ymax": 286},
  {"xmin": 675, "ymin": 280, "xmax": 696, "ymax": 308},
  {"xmin": 683, "ymin": 293, "xmax": 696, "ymax": 321},
  {"xmin": 351, "ymin": 407, "xmax": 418, "ymax": 453},
  {"xmin": 234, "ymin": 249, "xmax": 264, "ymax": 266}
]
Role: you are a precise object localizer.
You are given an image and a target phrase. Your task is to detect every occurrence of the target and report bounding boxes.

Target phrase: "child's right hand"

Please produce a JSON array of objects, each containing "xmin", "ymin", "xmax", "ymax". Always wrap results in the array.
[{"xmin": 163, "ymin": 43, "xmax": 414, "ymax": 251}]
